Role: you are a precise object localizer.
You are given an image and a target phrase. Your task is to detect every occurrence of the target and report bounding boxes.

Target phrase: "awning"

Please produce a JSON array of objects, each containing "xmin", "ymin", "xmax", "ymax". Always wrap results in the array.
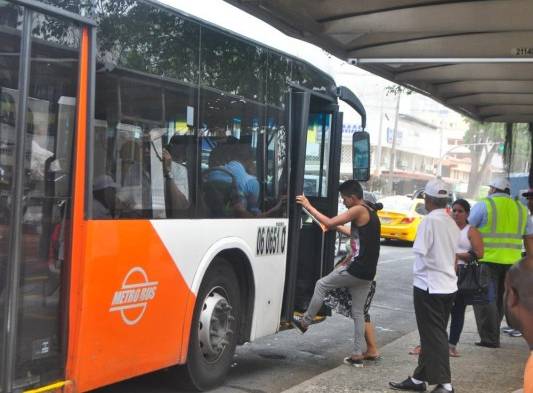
[{"xmin": 225, "ymin": 0, "xmax": 533, "ymax": 123}]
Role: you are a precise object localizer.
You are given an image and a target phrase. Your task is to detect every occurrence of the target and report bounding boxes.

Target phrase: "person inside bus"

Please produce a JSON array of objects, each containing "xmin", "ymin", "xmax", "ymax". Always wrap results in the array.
[
  {"xmin": 293, "ymin": 180, "xmax": 381, "ymax": 367},
  {"xmin": 163, "ymin": 134, "xmax": 191, "ymax": 215},
  {"xmin": 206, "ymin": 140, "xmax": 260, "ymax": 217},
  {"xmin": 93, "ymin": 174, "xmax": 119, "ymax": 219}
]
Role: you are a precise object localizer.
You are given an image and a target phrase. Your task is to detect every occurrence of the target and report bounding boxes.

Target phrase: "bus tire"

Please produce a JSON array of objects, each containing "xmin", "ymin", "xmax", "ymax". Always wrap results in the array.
[{"xmin": 179, "ymin": 259, "xmax": 240, "ymax": 391}]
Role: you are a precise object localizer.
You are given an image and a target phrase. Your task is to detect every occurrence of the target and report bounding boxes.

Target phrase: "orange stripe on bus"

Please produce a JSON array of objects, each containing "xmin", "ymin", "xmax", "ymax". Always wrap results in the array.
[
  {"xmin": 65, "ymin": 28, "xmax": 196, "ymax": 392},
  {"xmin": 65, "ymin": 26, "xmax": 89, "ymax": 388},
  {"xmin": 73, "ymin": 221, "xmax": 194, "ymax": 392}
]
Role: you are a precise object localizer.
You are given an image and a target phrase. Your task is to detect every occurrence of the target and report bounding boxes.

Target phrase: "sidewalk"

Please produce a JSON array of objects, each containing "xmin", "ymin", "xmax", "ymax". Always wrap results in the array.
[{"xmin": 282, "ymin": 311, "xmax": 528, "ymax": 393}]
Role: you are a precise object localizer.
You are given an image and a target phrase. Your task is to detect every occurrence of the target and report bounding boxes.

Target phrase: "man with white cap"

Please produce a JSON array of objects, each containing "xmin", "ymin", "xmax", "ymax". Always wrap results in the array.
[
  {"xmin": 468, "ymin": 176, "xmax": 528, "ymax": 348},
  {"xmin": 92, "ymin": 174, "xmax": 119, "ymax": 218},
  {"xmin": 390, "ymin": 178, "xmax": 459, "ymax": 393}
]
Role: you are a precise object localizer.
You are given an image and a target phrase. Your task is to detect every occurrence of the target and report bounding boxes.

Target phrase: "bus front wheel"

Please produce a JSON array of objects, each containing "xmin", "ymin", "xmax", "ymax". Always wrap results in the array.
[{"xmin": 180, "ymin": 260, "xmax": 241, "ymax": 391}]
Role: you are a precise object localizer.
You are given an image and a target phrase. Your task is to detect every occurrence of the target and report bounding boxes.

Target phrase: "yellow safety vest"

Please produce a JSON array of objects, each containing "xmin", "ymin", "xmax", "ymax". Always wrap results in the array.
[{"xmin": 478, "ymin": 196, "xmax": 527, "ymax": 264}]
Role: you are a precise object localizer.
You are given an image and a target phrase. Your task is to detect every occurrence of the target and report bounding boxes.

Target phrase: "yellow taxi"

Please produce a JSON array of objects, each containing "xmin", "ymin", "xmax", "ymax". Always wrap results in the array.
[{"xmin": 378, "ymin": 196, "xmax": 427, "ymax": 242}]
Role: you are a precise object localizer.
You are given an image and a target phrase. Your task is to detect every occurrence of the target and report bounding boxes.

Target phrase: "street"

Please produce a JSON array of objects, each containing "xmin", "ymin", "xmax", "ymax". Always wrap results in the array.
[{"xmin": 93, "ymin": 242, "xmax": 417, "ymax": 393}]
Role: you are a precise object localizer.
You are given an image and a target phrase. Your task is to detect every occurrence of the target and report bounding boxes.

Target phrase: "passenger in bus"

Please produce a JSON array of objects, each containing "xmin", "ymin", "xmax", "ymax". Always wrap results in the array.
[
  {"xmin": 119, "ymin": 140, "xmax": 147, "ymax": 215},
  {"xmin": 293, "ymin": 180, "xmax": 381, "ymax": 367},
  {"xmin": 206, "ymin": 142, "xmax": 260, "ymax": 216},
  {"xmin": 163, "ymin": 135, "xmax": 190, "ymax": 214},
  {"xmin": 92, "ymin": 175, "xmax": 119, "ymax": 219}
]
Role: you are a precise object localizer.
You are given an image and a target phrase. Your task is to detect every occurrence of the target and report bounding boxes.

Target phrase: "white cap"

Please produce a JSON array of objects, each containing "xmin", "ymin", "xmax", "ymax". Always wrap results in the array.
[
  {"xmin": 93, "ymin": 175, "xmax": 118, "ymax": 191},
  {"xmin": 488, "ymin": 177, "xmax": 510, "ymax": 191},
  {"xmin": 424, "ymin": 178, "xmax": 451, "ymax": 199}
]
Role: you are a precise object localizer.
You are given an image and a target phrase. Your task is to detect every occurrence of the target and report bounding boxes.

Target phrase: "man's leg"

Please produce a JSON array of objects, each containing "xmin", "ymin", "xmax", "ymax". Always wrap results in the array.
[
  {"xmin": 412, "ymin": 287, "xmax": 455, "ymax": 385},
  {"xmin": 364, "ymin": 322, "xmax": 379, "ymax": 358},
  {"xmin": 495, "ymin": 264, "xmax": 510, "ymax": 326},
  {"xmin": 303, "ymin": 268, "xmax": 360, "ymax": 326},
  {"xmin": 363, "ymin": 281, "xmax": 379, "ymax": 358},
  {"xmin": 347, "ymin": 278, "xmax": 372, "ymax": 357},
  {"xmin": 473, "ymin": 262, "xmax": 501, "ymax": 346}
]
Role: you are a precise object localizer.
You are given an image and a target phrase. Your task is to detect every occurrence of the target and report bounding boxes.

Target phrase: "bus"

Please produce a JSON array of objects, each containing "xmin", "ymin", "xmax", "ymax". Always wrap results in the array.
[{"xmin": 0, "ymin": 1, "xmax": 370, "ymax": 392}]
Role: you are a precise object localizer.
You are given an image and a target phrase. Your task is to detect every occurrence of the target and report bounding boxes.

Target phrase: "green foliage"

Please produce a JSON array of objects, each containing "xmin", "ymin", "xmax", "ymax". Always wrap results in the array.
[
  {"xmin": 35, "ymin": 1, "xmax": 200, "ymax": 82},
  {"xmin": 462, "ymin": 119, "xmax": 504, "ymax": 146},
  {"xmin": 463, "ymin": 118, "xmax": 531, "ymax": 172},
  {"xmin": 385, "ymin": 85, "xmax": 413, "ymax": 96}
]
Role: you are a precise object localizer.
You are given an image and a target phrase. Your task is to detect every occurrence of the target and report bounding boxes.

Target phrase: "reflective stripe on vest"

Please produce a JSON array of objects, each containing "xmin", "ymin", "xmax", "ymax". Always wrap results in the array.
[{"xmin": 479, "ymin": 196, "xmax": 527, "ymax": 264}]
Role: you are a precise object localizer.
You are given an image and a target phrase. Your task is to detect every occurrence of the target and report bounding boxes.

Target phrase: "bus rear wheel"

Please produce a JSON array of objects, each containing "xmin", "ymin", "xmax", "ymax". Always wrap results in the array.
[{"xmin": 179, "ymin": 260, "xmax": 240, "ymax": 391}]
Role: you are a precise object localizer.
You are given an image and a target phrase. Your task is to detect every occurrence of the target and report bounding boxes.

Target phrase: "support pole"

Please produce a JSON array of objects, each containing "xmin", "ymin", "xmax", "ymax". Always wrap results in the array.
[{"xmin": 387, "ymin": 93, "xmax": 401, "ymax": 195}]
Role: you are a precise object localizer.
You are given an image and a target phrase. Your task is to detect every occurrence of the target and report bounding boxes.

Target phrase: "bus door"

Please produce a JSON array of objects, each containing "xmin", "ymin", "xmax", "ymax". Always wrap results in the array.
[
  {"xmin": 0, "ymin": 3, "xmax": 92, "ymax": 392},
  {"xmin": 282, "ymin": 89, "xmax": 342, "ymax": 320}
]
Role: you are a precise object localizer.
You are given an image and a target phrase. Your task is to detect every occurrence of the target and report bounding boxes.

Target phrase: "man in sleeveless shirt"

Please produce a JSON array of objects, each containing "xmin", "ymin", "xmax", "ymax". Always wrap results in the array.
[
  {"xmin": 390, "ymin": 178, "xmax": 459, "ymax": 393},
  {"xmin": 294, "ymin": 180, "xmax": 381, "ymax": 367},
  {"xmin": 505, "ymin": 258, "xmax": 533, "ymax": 393}
]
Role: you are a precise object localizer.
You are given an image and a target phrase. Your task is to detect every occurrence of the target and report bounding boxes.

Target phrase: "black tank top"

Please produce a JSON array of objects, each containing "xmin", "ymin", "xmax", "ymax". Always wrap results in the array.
[{"xmin": 347, "ymin": 205, "xmax": 381, "ymax": 280}]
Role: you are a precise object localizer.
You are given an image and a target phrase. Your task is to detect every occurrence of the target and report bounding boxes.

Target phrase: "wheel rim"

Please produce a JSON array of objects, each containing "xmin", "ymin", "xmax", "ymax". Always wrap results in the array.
[{"xmin": 198, "ymin": 286, "xmax": 234, "ymax": 363}]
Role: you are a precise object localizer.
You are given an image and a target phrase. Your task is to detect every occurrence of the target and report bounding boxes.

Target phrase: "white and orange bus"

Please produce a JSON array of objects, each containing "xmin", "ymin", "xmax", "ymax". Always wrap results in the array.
[{"xmin": 0, "ymin": 1, "xmax": 370, "ymax": 392}]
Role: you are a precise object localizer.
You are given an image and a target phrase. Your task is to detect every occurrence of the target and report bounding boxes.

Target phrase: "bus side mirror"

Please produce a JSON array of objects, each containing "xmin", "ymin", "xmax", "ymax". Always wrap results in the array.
[{"xmin": 353, "ymin": 131, "xmax": 370, "ymax": 182}]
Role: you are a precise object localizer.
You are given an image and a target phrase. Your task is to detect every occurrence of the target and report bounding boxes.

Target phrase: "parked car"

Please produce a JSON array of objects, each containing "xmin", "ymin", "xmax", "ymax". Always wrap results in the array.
[{"xmin": 378, "ymin": 195, "xmax": 428, "ymax": 242}]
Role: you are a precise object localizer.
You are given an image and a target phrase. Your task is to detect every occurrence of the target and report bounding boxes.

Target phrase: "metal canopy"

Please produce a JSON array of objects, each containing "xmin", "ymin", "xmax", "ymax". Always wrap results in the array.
[{"xmin": 225, "ymin": 0, "xmax": 533, "ymax": 123}]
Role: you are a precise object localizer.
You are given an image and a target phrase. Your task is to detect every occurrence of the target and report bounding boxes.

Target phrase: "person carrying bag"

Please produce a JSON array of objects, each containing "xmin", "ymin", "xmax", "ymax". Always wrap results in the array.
[{"xmin": 457, "ymin": 251, "xmax": 494, "ymax": 305}]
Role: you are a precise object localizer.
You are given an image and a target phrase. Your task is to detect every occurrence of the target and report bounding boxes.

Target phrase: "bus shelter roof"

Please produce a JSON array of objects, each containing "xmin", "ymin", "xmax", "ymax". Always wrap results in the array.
[{"xmin": 225, "ymin": 0, "xmax": 533, "ymax": 123}]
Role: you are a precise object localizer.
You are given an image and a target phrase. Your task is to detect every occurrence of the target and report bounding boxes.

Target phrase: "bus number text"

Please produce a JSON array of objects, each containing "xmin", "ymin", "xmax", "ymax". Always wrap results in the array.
[{"xmin": 256, "ymin": 224, "xmax": 287, "ymax": 256}]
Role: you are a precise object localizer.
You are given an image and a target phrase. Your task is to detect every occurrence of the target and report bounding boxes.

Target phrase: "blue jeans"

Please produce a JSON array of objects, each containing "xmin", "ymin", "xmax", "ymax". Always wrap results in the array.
[{"xmin": 449, "ymin": 290, "xmax": 467, "ymax": 346}]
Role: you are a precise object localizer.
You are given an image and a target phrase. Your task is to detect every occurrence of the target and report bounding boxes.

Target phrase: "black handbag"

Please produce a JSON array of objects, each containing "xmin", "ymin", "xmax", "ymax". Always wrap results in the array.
[{"xmin": 457, "ymin": 260, "xmax": 493, "ymax": 305}]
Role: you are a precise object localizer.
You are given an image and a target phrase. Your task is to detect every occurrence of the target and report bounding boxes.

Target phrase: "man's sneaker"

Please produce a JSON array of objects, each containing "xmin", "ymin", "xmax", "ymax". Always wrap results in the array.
[
  {"xmin": 430, "ymin": 385, "xmax": 454, "ymax": 393},
  {"xmin": 475, "ymin": 341, "xmax": 499, "ymax": 348},
  {"xmin": 291, "ymin": 318, "xmax": 309, "ymax": 334},
  {"xmin": 509, "ymin": 329, "xmax": 523, "ymax": 337},
  {"xmin": 343, "ymin": 357, "xmax": 364, "ymax": 368},
  {"xmin": 501, "ymin": 326, "xmax": 514, "ymax": 334}
]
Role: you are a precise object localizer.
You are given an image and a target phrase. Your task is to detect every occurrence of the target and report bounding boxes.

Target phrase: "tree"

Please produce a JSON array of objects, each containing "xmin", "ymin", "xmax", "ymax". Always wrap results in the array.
[{"xmin": 463, "ymin": 120, "xmax": 531, "ymax": 198}]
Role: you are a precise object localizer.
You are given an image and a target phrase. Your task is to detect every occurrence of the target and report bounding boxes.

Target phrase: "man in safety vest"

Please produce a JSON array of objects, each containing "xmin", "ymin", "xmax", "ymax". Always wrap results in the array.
[{"xmin": 469, "ymin": 177, "xmax": 528, "ymax": 348}]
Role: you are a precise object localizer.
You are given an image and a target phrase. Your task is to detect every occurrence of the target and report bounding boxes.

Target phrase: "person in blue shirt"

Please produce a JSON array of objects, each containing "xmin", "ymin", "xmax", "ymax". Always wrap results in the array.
[{"xmin": 207, "ymin": 143, "xmax": 260, "ymax": 216}]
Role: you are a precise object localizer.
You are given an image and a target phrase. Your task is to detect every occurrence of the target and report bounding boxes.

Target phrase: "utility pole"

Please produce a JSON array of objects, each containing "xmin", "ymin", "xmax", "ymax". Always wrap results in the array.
[
  {"xmin": 374, "ymin": 88, "xmax": 386, "ymax": 177},
  {"xmin": 437, "ymin": 125, "xmax": 444, "ymax": 177},
  {"xmin": 387, "ymin": 92, "xmax": 401, "ymax": 195}
]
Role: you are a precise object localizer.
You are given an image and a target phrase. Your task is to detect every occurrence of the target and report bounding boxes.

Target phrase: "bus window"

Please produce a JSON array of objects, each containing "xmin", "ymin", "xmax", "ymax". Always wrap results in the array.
[
  {"xmin": 0, "ymin": 2, "xmax": 22, "ymax": 387},
  {"xmin": 265, "ymin": 109, "xmax": 288, "ymax": 217},
  {"xmin": 304, "ymin": 112, "xmax": 332, "ymax": 197},
  {"xmin": 201, "ymin": 27, "xmax": 266, "ymax": 101},
  {"xmin": 9, "ymin": 10, "xmax": 81, "ymax": 387},
  {"xmin": 91, "ymin": 2, "xmax": 199, "ymax": 219},
  {"xmin": 199, "ymin": 90, "xmax": 264, "ymax": 218}
]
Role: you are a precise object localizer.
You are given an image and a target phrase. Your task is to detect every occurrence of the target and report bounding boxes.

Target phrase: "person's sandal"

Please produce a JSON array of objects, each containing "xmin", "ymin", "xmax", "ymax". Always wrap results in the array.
[
  {"xmin": 290, "ymin": 318, "xmax": 308, "ymax": 334},
  {"xmin": 408, "ymin": 345, "xmax": 421, "ymax": 355},
  {"xmin": 343, "ymin": 357, "xmax": 364, "ymax": 368},
  {"xmin": 448, "ymin": 347, "xmax": 460, "ymax": 357}
]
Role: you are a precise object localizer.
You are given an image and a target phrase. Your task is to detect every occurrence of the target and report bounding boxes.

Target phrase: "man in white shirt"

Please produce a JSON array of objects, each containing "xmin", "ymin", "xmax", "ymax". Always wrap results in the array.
[{"xmin": 390, "ymin": 178, "xmax": 459, "ymax": 393}]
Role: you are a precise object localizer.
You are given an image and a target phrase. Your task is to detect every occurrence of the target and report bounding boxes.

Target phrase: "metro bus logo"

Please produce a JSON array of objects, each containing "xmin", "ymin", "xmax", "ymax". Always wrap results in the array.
[{"xmin": 109, "ymin": 267, "xmax": 159, "ymax": 326}]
